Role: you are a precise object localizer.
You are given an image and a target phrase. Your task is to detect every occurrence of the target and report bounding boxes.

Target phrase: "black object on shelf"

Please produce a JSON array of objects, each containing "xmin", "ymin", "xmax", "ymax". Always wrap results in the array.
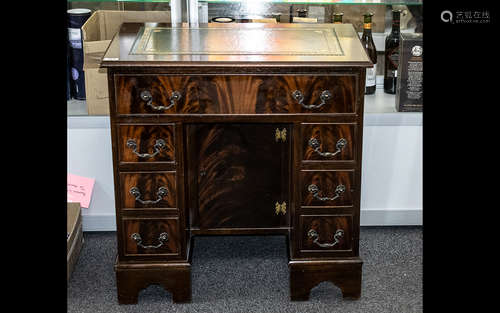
[
  {"xmin": 67, "ymin": 44, "xmax": 71, "ymax": 100},
  {"xmin": 396, "ymin": 33, "xmax": 423, "ymax": 112},
  {"xmin": 384, "ymin": 9, "xmax": 401, "ymax": 94},
  {"xmin": 271, "ymin": 13, "xmax": 281, "ymax": 23},
  {"xmin": 361, "ymin": 13, "xmax": 377, "ymax": 95},
  {"xmin": 333, "ymin": 12, "xmax": 344, "ymax": 24},
  {"xmin": 67, "ymin": 8, "xmax": 92, "ymax": 100},
  {"xmin": 297, "ymin": 8, "xmax": 308, "ymax": 18}
]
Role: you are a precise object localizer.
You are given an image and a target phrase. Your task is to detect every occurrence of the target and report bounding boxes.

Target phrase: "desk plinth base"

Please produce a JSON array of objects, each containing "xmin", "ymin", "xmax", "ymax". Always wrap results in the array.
[
  {"xmin": 289, "ymin": 258, "xmax": 363, "ymax": 301},
  {"xmin": 114, "ymin": 260, "xmax": 191, "ymax": 304}
]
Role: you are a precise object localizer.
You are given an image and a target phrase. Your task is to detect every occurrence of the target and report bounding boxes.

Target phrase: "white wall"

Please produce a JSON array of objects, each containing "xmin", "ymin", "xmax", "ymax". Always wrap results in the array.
[
  {"xmin": 360, "ymin": 124, "xmax": 422, "ymax": 225},
  {"xmin": 68, "ymin": 115, "xmax": 422, "ymax": 231},
  {"xmin": 68, "ymin": 117, "xmax": 117, "ymax": 231}
]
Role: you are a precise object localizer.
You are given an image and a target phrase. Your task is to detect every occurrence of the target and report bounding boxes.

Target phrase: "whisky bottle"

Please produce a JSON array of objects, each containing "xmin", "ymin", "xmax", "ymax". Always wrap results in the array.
[
  {"xmin": 384, "ymin": 9, "xmax": 401, "ymax": 94},
  {"xmin": 333, "ymin": 12, "xmax": 343, "ymax": 24},
  {"xmin": 361, "ymin": 13, "xmax": 377, "ymax": 95}
]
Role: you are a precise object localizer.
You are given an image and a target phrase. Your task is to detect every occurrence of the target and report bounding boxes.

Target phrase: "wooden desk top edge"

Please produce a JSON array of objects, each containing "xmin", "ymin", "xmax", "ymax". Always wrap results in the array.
[{"xmin": 101, "ymin": 23, "xmax": 373, "ymax": 68}]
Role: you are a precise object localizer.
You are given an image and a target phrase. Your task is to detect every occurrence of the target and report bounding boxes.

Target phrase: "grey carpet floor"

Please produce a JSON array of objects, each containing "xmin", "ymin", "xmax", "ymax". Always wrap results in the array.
[{"xmin": 67, "ymin": 227, "xmax": 422, "ymax": 313}]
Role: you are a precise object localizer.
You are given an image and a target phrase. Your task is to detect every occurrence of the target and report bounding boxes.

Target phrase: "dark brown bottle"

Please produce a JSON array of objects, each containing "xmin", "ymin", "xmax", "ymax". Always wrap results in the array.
[
  {"xmin": 333, "ymin": 12, "xmax": 343, "ymax": 24},
  {"xmin": 361, "ymin": 13, "xmax": 377, "ymax": 95},
  {"xmin": 384, "ymin": 10, "xmax": 401, "ymax": 94},
  {"xmin": 297, "ymin": 8, "xmax": 307, "ymax": 18}
]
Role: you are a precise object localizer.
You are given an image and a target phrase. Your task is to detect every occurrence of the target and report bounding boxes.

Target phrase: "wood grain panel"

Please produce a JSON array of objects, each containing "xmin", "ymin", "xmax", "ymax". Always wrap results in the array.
[
  {"xmin": 115, "ymin": 75, "xmax": 184, "ymax": 114},
  {"xmin": 119, "ymin": 124, "xmax": 175, "ymax": 163},
  {"xmin": 257, "ymin": 75, "xmax": 357, "ymax": 114},
  {"xmin": 299, "ymin": 215, "xmax": 353, "ymax": 252},
  {"xmin": 115, "ymin": 75, "xmax": 356, "ymax": 115},
  {"xmin": 188, "ymin": 123, "xmax": 290, "ymax": 229},
  {"xmin": 300, "ymin": 170, "xmax": 354, "ymax": 207},
  {"xmin": 302, "ymin": 123, "xmax": 355, "ymax": 161},
  {"xmin": 123, "ymin": 217, "xmax": 180, "ymax": 256},
  {"xmin": 120, "ymin": 172, "xmax": 176, "ymax": 209}
]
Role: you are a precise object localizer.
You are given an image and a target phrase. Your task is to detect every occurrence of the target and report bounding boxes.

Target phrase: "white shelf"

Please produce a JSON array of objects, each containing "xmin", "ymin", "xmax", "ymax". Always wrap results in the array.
[
  {"xmin": 67, "ymin": 99, "xmax": 87, "ymax": 116},
  {"xmin": 363, "ymin": 87, "xmax": 421, "ymax": 126},
  {"xmin": 68, "ymin": 115, "xmax": 110, "ymax": 129}
]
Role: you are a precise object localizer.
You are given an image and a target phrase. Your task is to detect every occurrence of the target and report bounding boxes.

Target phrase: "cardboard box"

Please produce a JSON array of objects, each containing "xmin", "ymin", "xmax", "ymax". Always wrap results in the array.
[
  {"xmin": 67, "ymin": 202, "xmax": 83, "ymax": 281},
  {"xmin": 81, "ymin": 10, "xmax": 171, "ymax": 115},
  {"xmin": 84, "ymin": 67, "xmax": 109, "ymax": 115},
  {"xmin": 395, "ymin": 33, "xmax": 423, "ymax": 112}
]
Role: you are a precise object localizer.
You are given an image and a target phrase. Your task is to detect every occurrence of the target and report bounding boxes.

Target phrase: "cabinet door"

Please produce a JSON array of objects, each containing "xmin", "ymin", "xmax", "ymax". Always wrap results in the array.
[{"xmin": 187, "ymin": 124, "xmax": 291, "ymax": 229}]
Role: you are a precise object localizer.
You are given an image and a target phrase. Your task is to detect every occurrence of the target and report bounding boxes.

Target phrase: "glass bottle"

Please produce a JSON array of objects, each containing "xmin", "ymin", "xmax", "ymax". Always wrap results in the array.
[
  {"xmin": 297, "ymin": 8, "xmax": 308, "ymax": 18},
  {"xmin": 333, "ymin": 12, "xmax": 343, "ymax": 24},
  {"xmin": 361, "ymin": 13, "xmax": 377, "ymax": 95},
  {"xmin": 384, "ymin": 9, "xmax": 401, "ymax": 94}
]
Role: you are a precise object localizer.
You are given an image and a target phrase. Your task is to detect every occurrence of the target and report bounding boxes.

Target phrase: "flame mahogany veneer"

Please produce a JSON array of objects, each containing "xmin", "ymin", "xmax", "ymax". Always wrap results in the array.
[{"xmin": 101, "ymin": 22, "xmax": 372, "ymax": 304}]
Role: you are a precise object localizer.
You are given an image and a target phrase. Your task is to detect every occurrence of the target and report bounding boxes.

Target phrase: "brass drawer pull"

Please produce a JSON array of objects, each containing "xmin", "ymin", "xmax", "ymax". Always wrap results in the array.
[
  {"xmin": 126, "ymin": 139, "xmax": 166, "ymax": 158},
  {"xmin": 308, "ymin": 229, "xmax": 344, "ymax": 248},
  {"xmin": 129, "ymin": 186, "xmax": 168, "ymax": 204},
  {"xmin": 292, "ymin": 90, "xmax": 332, "ymax": 109},
  {"xmin": 308, "ymin": 138, "xmax": 347, "ymax": 157},
  {"xmin": 308, "ymin": 184, "xmax": 345, "ymax": 201},
  {"xmin": 140, "ymin": 90, "xmax": 181, "ymax": 111},
  {"xmin": 131, "ymin": 232, "xmax": 168, "ymax": 249}
]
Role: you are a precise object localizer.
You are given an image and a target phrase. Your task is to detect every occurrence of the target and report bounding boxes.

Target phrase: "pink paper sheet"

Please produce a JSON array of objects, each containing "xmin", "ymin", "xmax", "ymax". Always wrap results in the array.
[{"xmin": 67, "ymin": 174, "xmax": 95, "ymax": 209}]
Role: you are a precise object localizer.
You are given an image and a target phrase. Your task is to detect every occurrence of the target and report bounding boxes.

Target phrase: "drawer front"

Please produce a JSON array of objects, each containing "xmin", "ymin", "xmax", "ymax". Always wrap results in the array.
[
  {"xmin": 302, "ymin": 123, "xmax": 356, "ymax": 162},
  {"xmin": 120, "ymin": 172, "xmax": 176, "ymax": 209},
  {"xmin": 299, "ymin": 215, "xmax": 353, "ymax": 253},
  {"xmin": 280, "ymin": 75, "xmax": 356, "ymax": 114},
  {"xmin": 115, "ymin": 75, "xmax": 356, "ymax": 114},
  {"xmin": 300, "ymin": 170, "xmax": 354, "ymax": 207},
  {"xmin": 122, "ymin": 217, "xmax": 180, "ymax": 257},
  {"xmin": 115, "ymin": 75, "xmax": 192, "ymax": 114},
  {"xmin": 118, "ymin": 124, "xmax": 175, "ymax": 164}
]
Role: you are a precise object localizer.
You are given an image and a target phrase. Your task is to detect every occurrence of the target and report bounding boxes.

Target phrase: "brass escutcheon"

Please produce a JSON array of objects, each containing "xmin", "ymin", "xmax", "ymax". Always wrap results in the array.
[
  {"xmin": 275, "ymin": 128, "xmax": 287, "ymax": 142},
  {"xmin": 275, "ymin": 201, "xmax": 287, "ymax": 215}
]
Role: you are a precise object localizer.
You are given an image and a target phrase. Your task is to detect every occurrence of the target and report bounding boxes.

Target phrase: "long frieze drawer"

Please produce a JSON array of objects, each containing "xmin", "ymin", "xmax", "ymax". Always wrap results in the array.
[
  {"xmin": 114, "ymin": 75, "xmax": 357, "ymax": 114},
  {"xmin": 118, "ymin": 124, "xmax": 175, "ymax": 164},
  {"xmin": 300, "ymin": 170, "xmax": 354, "ymax": 207},
  {"xmin": 299, "ymin": 215, "xmax": 353, "ymax": 253},
  {"xmin": 302, "ymin": 123, "xmax": 356, "ymax": 162},
  {"xmin": 122, "ymin": 217, "xmax": 181, "ymax": 257},
  {"xmin": 120, "ymin": 172, "xmax": 176, "ymax": 210}
]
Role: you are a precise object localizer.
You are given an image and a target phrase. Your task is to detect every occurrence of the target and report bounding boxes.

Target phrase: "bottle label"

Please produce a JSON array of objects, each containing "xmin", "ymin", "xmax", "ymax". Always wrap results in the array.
[
  {"xmin": 363, "ymin": 23, "xmax": 371, "ymax": 29},
  {"xmin": 386, "ymin": 46, "xmax": 399, "ymax": 69},
  {"xmin": 366, "ymin": 64, "xmax": 376, "ymax": 87},
  {"xmin": 390, "ymin": 53, "xmax": 399, "ymax": 64},
  {"xmin": 68, "ymin": 28, "xmax": 82, "ymax": 49}
]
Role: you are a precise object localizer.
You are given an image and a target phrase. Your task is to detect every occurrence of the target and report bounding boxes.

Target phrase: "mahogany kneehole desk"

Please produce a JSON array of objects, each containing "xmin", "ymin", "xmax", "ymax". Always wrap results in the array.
[{"xmin": 101, "ymin": 22, "xmax": 372, "ymax": 304}]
